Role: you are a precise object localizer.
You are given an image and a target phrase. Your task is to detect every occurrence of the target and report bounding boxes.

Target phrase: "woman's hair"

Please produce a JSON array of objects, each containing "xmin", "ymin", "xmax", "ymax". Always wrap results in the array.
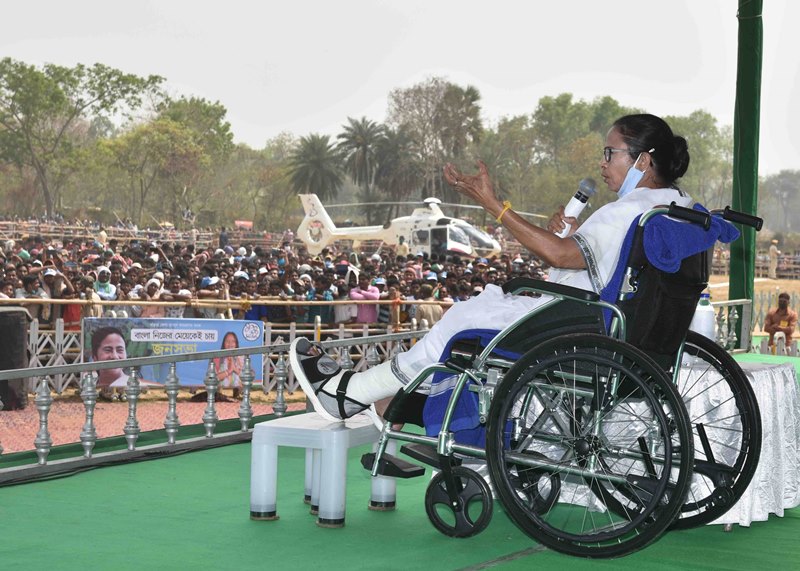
[
  {"xmin": 91, "ymin": 326, "xmax": 125, "ymax": 357},
  {"xmin": 221, "ymin": 331, "xmax": 239, "ymax": 349},
  {"xmin": 612, "ymin": 114, "xmax": 690, "ymax": 186}
]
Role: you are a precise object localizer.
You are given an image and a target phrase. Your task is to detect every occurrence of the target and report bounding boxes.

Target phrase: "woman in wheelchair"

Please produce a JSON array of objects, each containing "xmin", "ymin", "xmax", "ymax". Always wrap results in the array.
[{"xmin": 290, "ymin": 113, "xmax": 694, "ymax": 425}]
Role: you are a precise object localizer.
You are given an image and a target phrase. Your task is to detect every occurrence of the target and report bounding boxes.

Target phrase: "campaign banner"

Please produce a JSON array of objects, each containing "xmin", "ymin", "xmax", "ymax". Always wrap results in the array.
[{"xmin": 83, "ymin": 318, "xmax": 265, "ymax": 388}]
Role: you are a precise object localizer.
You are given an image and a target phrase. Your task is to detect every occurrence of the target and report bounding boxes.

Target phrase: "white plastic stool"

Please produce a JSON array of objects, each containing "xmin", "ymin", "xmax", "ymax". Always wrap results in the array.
[{"xmin": 250, "ymin": 412, "xmax": 395, "ymax": 527}]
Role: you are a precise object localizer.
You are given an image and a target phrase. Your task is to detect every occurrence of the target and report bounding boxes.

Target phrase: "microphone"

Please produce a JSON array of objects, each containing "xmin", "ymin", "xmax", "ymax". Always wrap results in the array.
[{"xmin": 555, "ymin": 178, "xmax": 597, "ymax": 238}]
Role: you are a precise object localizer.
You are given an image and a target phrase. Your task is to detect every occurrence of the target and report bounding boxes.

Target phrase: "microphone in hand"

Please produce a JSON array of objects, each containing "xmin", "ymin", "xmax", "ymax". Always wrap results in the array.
[{"xmin": 555, "ymin": 178, "xmax": 597, "ymax": 238}]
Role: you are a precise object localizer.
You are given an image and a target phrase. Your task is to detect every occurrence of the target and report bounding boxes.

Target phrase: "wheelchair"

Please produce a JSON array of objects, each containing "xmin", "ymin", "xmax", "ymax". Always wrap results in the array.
[{"xmin": 362, "ymin": 203, "xmax": 763, "ymax": 558}]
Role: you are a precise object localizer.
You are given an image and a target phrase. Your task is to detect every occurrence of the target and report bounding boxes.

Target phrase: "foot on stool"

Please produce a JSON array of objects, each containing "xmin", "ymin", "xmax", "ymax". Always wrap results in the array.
[{"xmin": 290, "ymin": 338, "xmax": 369, "ymax": 423}]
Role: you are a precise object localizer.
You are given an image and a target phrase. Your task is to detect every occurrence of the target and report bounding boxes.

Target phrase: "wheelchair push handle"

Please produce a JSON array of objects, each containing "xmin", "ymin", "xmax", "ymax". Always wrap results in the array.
[
  {"xmin": 721, "ymin": 206, "xmax": 763, "ymax": 230},
  {"xmin": 668, "ymin": 202, "xmax": 711, "ymax": 230}
]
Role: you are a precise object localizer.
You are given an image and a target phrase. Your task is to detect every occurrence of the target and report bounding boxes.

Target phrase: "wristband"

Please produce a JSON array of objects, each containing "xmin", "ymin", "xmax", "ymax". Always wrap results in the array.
[{"xmin": 496, "ymin": 201, "xmax": 512, "ymax": 223}]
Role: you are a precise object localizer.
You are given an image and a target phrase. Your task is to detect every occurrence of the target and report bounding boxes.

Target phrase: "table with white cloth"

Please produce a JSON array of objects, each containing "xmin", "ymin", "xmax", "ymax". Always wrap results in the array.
[
  {"xmin": 687, "ymin": 360, "xmax": 800, "ymax": 527},
  {"xmin": 488, "ymin": 358, "xmax": 800, "ymax": 520}
]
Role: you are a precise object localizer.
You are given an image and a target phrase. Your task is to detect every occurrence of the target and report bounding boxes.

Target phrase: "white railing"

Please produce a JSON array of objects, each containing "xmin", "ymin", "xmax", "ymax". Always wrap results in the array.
[
  {"xmin": 0, "ymin": 327, "xmax": 428, "ymax": 482},
  {"xmin": 711, "ymin": 299, "xmax": 753, "ymax": 352},
  {"xmin": 11, "ymin": 295, "xmax": 756, "ymax": 395},
  {"xmin": 16, "ymin": 317, "xmax": 426, "ymax": 395}
]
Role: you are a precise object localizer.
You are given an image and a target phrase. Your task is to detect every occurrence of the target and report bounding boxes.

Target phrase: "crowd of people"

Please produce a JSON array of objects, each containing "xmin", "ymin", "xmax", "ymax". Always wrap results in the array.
[{"xmin": 0, "ymin": 229, "xmax": 547, "ymax": 331}]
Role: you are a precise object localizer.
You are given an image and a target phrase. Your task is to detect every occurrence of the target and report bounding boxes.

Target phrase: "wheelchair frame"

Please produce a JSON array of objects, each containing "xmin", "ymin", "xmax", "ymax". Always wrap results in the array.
[{"xmin": 365, "ymin": 204, "xmax": 763, "ymax": 558}]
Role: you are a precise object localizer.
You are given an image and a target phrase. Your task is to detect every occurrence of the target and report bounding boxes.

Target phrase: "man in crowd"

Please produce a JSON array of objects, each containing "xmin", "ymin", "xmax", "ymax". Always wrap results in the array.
[
  {"xmin": 768, "ymin": 239, "xmax": 780, "ymax": 279},
  {"xmin": 264, "ymin": 280, "xmax": 294, "ymax": 323},
  {"xmin": 40, "ymin": 267, "xmax": 76, "ymax": 324},
  {"xmin": 764, "ymin": 292, "xmax": 798, "ymax": 349},
  {"xmin": 396, "ymin": 236, "xmax": 409, "ymax": 258},
  {"xmin": 350, "ymin": 273, "xmax": 380, "ymax": 323},
  {"xmin": 415, "ymin": 283, "xmax": 443, "ymax": 326},
  {"xmin": 94, "ymin": 266, "xmax": 117, "ymax": 301},
  {"xmin": 160, "ymin": 275, "xmax": 192, "ymax": 318},
  {"xmin": 15, "ymin": 275, "xmax": 49, "ymax": 322}
]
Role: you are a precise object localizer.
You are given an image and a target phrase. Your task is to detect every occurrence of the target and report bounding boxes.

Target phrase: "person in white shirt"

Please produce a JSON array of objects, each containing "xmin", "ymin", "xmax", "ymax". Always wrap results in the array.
[{"xmin": 333, "ymin": 284, "xmax": 358, "ymax": 325}]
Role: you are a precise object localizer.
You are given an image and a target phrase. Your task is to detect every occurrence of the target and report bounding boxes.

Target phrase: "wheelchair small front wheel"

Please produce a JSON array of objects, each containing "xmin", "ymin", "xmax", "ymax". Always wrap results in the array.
[{"xmin": 424, "ymin": 466, "xmax": 493, "ymax": 538}]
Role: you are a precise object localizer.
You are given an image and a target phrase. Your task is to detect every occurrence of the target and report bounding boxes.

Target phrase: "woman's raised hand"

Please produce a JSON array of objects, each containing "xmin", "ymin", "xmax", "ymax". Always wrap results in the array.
[{"xmin": 443, "ymin": 161, "xmax": 500, "ymax": 212}]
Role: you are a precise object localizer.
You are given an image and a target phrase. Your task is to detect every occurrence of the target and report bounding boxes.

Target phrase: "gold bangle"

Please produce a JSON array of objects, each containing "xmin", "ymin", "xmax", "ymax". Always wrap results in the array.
[{"xmin": 496, "ymin": 201, "xmax": 512, "ymax": 223}]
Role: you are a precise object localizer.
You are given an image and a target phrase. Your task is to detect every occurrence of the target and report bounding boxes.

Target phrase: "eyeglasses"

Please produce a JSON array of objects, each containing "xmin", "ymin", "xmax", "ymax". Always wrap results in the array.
[
  {"xmin": 603, "ymin": 147, "xmax": 630, "ymax": 162},
  {"xmin": 603, "ymin": 146, "xmax": 656, "ymax": 162}
]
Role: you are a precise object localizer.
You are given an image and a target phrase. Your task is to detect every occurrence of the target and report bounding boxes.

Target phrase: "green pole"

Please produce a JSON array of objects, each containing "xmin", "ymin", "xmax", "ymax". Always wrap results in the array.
[{"xmin": 729, "ymin": 0, "xmax": 763, "ymax": 339}]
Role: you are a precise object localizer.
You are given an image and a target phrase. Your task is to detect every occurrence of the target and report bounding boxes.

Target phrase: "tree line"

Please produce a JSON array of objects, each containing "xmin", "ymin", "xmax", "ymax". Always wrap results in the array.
[{"xmin": 1, "ymin": 58, "xmax": 797, "ymax": 236}]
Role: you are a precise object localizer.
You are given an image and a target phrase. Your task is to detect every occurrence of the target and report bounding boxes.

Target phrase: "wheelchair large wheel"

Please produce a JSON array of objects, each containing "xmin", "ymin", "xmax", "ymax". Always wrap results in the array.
[
  {"xmin": 670, "ymin": 331, "xmax": 762, "ymax": 530},
  {"xmin": 486, "ymin": 333, "xmax": 693, "ymax": 558}
]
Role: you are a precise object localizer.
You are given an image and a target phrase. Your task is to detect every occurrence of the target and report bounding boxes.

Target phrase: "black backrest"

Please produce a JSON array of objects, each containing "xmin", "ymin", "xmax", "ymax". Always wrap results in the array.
[{"xmin": 617, "ymin": 225, "xmax": 709, "ymax": 357}]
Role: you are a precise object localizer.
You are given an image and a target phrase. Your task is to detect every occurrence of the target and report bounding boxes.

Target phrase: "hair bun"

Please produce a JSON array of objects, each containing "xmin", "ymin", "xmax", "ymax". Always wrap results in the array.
[{"xmin": 670, "ymin": 135, "xmax": 690, "ymax": 180}]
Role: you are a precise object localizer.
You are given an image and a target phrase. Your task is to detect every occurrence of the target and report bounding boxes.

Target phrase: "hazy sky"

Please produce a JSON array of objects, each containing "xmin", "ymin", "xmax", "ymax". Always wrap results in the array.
[{"xmin": 3, "ymin": 1, "xmax": 798, "ymax": 176}]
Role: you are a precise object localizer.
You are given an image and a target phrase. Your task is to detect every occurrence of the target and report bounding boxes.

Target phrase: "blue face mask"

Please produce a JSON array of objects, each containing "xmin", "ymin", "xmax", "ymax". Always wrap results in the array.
[
  {"xmin": 617, "ymin": 152, "xmax": 647, "ymax": 199},
  {"xmin": 616, "ymin": 148, "xmax": 655, "ymax": 199}
]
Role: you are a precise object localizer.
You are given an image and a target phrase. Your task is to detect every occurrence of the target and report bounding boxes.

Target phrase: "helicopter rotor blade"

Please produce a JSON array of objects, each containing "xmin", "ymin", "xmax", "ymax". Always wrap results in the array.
[
  {"xmin": 438, "ymin": 202, "xmax": 548, "ymax": 220},
  {"xmin": 319, "ymin": 201, "xmax": 421, "ymax": 208},
  {"xmin": 316, "ymin": 199, "xmax": 548, "ymax": 220}
]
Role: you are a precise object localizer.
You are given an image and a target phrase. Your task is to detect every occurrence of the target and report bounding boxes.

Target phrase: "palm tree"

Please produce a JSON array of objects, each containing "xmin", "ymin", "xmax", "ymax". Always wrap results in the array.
[
  {"xmin": 436, "ymin": 84, "xmax": 483, "ymax": 159},
  {"xmin": 337, "ymin": 117, "xmax": 384, "ymax": 223},
  {"xmin": 288, "ymin": 133, "xmax": 343, "ymax": 201},
  {"xmin": 374, "ymin": 127, "xmax": 424, "ymax": 219},
  {"xmin": 435, "ymin": 84, "xmax": 483, "ymax": 203}
]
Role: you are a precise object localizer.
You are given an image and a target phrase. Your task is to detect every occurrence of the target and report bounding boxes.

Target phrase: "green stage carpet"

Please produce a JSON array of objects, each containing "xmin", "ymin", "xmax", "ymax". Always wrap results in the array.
[{"xmin": 1, "ymin": 441, "xmax": 798, "ymax": 570}]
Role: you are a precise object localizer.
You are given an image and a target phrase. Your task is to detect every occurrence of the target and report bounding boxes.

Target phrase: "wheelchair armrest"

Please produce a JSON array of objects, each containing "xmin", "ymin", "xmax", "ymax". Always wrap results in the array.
[{"xmin": 501, "ymin": 277, "xmax": 600, "ymax": 302}]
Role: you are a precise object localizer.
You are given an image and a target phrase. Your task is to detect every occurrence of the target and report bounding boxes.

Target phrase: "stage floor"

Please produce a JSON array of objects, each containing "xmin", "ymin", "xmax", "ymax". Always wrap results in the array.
[{"xmin": 1, "ymin": 438, "xmax": 799, "ymax": 570}]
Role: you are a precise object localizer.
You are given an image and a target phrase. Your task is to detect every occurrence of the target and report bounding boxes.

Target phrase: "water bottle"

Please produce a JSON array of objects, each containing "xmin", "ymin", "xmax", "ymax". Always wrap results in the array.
[
  {"xmin": 684, "ymin": 293, "xmax": 716, "ymax": 366},
  {"xmin": 689, "ymin": 293, "xmax": 716, "ymax": 341}
]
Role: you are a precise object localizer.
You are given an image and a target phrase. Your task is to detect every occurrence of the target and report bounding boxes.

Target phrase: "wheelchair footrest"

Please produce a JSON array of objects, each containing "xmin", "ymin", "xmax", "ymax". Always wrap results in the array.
[
  {"xmin": 361, "ymin": 452, "xmax": 426, "ymax": 479},
  {"xmin": 400, "ymin": 443, "xmax": 462, "ymax": 470}
]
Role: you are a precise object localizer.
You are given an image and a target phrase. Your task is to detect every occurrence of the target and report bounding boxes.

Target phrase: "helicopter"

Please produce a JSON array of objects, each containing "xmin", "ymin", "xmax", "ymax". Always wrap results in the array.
[{"xmin": 296, "ymin": 194, "xmax": 546, "ymax": 258}]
